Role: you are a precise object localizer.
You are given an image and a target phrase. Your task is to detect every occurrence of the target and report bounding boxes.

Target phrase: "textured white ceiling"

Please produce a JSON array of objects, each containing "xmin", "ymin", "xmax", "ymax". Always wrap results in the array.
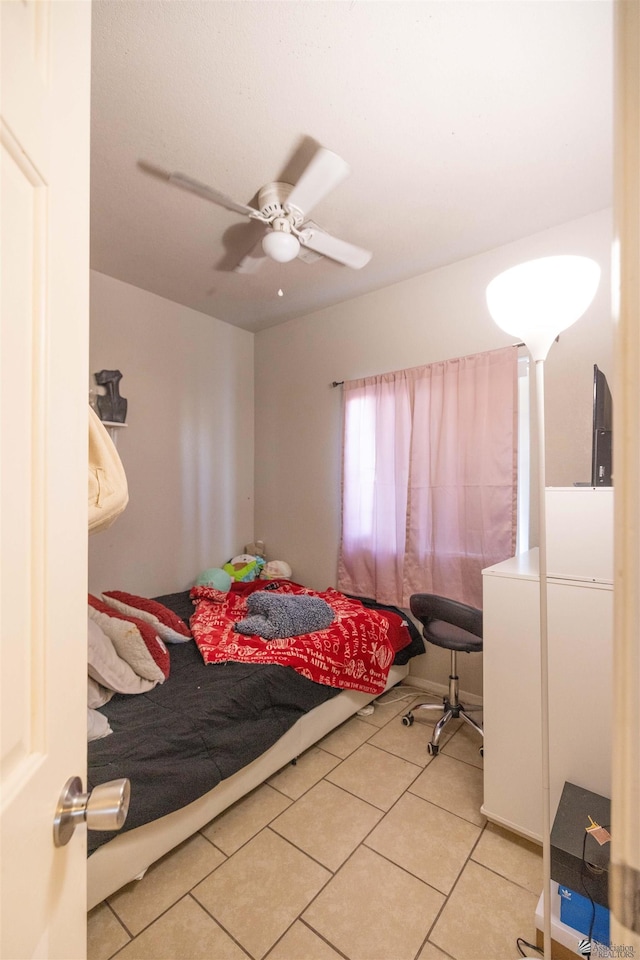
[{"xmin": 90, "ymin": 0, "xmax": 613, "ymax": 333}]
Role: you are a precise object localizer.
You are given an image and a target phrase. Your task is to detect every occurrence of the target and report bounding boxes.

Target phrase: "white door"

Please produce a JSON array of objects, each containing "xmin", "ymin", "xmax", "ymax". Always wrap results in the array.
[
  {"xmin": 611, "ymin": 2, "xmax": 640, "ymax": 952},
  {"xmin": 1, "ymin": 2, "xmax": 92, "ymax": 958}
]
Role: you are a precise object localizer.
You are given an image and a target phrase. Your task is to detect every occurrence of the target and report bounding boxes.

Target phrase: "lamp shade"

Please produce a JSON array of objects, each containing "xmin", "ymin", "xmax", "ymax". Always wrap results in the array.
[
  {"xmin": 262, "ymin": 230, "xmax": 300, "ymax": 263},
  {"xmin": 486, "ymin": 255, "xmax": 601, "ymax": 360}
]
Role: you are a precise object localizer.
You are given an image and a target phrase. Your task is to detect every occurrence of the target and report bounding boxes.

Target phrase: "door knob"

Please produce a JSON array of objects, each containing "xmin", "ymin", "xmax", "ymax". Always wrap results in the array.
[{"xmin": 53, "ymin": 776, "xmax": 130, "ymax": 847}]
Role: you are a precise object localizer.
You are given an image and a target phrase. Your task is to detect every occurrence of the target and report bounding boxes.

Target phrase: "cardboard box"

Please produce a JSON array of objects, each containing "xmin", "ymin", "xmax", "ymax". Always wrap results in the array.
[{"xmin": 559, "ymin": 885, "xmax": 610, "ymax": 946}]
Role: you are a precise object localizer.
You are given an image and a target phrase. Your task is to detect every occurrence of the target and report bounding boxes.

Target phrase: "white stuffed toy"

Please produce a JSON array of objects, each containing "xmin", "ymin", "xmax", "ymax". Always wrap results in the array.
[
  {"xmin": 223, "ymin": 554, "xmax": 265, "ymax": 582},
  {"xmin": 260, "ymin": 560, "xmax": 292, "ymax": 580}
]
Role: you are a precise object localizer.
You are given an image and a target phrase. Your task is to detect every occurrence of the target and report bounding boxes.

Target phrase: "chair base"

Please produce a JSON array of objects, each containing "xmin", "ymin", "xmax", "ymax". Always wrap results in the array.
[{"xmin": 402, "ymin": 695, "xmax": 483, "ymax": 756}]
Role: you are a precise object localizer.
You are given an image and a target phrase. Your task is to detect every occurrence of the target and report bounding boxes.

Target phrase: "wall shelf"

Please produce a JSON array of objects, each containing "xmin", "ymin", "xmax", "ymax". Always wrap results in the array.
[{"xmin": 101, "ymin": 421, "xmax": 127, "ymax": 447}]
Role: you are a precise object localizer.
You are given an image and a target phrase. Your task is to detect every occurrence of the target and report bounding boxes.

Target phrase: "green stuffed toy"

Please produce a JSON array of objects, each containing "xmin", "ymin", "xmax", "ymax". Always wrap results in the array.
[
  {"xmin": 194, "ymin": 567, "xmax": 232, "ymax": 591},
  {"xmin": 223, "ymin": 554, "xmax": 265, "ymax": 582}
]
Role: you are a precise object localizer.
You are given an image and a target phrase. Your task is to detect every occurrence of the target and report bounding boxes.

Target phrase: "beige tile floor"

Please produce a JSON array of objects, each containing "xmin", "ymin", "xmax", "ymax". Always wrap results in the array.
[{"xmin": 88, "ymin": 690, "xmax": 544, "ymax": 960}]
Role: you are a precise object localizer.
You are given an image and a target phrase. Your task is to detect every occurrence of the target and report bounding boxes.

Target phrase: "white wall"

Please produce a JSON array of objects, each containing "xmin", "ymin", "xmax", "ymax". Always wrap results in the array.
[
  {"xmin": 89, "ymin": 272, "xmax": 254, "ymax": 597},
  {"xmin": 254, "ymin": 209, "xmax": 613, "ymax": 695},
  {"xmin": 88, "ymin": 210, "xmax": 613, "ymax": 693}
]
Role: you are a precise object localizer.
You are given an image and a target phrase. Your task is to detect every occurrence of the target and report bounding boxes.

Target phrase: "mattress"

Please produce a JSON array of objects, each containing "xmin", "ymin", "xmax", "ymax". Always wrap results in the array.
[{"xmin": 86, "ymin": 588, "xmax": 424, "ymax": 907}]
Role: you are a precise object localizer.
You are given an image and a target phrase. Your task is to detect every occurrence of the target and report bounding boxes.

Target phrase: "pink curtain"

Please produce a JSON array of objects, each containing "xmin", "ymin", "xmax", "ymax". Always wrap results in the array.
[{"xmin": 337, "ymin": 346, "xmax": 518, "ymax": 609}]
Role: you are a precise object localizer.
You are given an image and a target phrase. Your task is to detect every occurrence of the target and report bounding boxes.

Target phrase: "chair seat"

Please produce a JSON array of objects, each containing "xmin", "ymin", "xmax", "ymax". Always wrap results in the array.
[
  {"xmin": 410, "ymin": 592, "xmax": 483, "ymax": 654},
  {"xmin": 423, "ymin": 619, "xmax": 482, "ymax": 653}
]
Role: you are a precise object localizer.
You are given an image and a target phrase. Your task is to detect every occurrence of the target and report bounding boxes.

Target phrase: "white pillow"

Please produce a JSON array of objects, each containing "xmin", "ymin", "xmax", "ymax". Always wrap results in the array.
[
  {"xmin": 88, "ymin": 675, "xmax": 113, "ymax": 708},
  {"xmin": 87, "ymin": 616, "xmax": 157, "ymax": 695},
  {"xmin": 88, "ymin": 597, "xmax": 169, "ymax": 682},
  {"xmin": 88, "ymin": 707, "xmax": 112, "ymax": 741}
]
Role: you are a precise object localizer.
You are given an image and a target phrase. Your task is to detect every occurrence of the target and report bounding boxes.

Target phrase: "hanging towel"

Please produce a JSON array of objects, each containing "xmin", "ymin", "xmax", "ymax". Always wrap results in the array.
[{"xmin": 88, "ymin": 406, "xmax": 129, "ymax": 534}]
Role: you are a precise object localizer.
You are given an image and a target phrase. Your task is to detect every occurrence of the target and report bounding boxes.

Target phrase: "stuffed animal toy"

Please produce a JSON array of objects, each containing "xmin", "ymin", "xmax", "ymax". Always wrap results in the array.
[
  {"xmin": 194, "ymin": 567, "xmax": 232, "ymax": 592},
  {"xmin": 223, "ymin": 554, "xmax": 265, "ymax": 582},
  {"xmin": 260, "ymin": 560, "xmax": 292, "ymax": 580},
  {"xmin": 235, "ymin": 592, "xmax": 334, "ymax": 639}
]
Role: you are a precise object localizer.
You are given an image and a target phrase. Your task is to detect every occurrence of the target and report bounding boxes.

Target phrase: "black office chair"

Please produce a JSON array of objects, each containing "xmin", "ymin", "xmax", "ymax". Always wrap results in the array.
[{"xmin": 402, "ymin": 593, "xmax": 483, "ymax": 756}]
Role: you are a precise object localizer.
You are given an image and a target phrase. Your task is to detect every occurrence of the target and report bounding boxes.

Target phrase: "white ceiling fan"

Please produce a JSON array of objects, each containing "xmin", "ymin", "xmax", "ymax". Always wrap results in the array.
[{"xmin": 163, "ymin": 146, "xmax": 372, "ymax": 273}]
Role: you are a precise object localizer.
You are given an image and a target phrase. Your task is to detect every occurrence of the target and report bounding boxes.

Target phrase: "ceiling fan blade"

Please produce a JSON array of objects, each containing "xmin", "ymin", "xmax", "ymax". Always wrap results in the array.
[
  {"xmin": 299, "ymin": 225, "xmax": 372, "ymax": 270},
  {"xmin": 169, "ymin": 172, "xmax": 261, "ymax": 218},
  {"xmin": 234, "ymin": 237, "xmax": 269, "ymax": 274},
  {"xmin": 286, "ymin": 148, "xmax": 350, "ymax": 216}
]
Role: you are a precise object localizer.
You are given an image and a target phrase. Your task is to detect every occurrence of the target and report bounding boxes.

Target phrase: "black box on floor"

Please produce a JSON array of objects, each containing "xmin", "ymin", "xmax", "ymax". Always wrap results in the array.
[{"xmin": 550, "ymin": 781, "xmax": 610, "ymax": 909}]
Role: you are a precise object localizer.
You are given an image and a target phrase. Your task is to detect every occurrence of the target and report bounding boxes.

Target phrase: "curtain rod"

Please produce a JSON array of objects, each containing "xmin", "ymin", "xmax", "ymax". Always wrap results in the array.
[{"xmin": 331, "ymin": 342, "xmax": 527, "ymax": 387}]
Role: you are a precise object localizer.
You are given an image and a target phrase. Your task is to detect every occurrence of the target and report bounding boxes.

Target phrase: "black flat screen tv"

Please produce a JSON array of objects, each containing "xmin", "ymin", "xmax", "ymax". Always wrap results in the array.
[{"xmin": 591, "ymin": 364, "xmax": 613, "ymax": 486}]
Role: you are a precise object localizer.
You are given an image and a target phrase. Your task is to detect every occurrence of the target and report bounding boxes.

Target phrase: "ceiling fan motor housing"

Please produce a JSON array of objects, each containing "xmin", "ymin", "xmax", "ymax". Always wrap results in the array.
[{"xmin": 258, "ymin": 182, "xmax": 303, "ymax": 227}]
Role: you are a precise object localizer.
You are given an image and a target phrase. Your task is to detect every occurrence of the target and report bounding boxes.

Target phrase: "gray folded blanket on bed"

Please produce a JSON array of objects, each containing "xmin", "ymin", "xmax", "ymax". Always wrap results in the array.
[{"xmin": 234, "ymin": 592, "xmax": 335, "ymax": 640}]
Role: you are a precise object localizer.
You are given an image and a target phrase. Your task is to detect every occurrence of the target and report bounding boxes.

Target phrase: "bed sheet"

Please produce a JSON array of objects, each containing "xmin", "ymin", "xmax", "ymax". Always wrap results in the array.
[
  {"xmin": 87, "ymin": 588, "xmax": 423, "ymax": 854},
  {"xmin": 190, "ymin": 580, "xmax": 413, "ymax": 694}
]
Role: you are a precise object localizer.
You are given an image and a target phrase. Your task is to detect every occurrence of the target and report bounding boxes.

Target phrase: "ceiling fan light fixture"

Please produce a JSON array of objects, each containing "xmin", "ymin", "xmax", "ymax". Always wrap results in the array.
[
  {"xmin": 160, "ymin": 144, "xmax": 368, "ymax": 272},
  {"xmin": 262, "ymin": 229, "xmax": 300, "ymax": 263}
]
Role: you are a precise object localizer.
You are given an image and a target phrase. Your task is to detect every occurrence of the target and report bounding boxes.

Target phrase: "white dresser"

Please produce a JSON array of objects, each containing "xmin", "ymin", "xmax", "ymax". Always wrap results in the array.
[{"xmin": 481, "ymin": 487, "xmax": 613, "ymax": 842}]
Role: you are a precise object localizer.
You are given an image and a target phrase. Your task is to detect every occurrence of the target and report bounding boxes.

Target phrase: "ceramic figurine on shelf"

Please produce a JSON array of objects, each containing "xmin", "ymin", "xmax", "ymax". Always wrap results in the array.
[{"xmin": 94, "ymin": 369, "xmax": 127, "ymax": 424}]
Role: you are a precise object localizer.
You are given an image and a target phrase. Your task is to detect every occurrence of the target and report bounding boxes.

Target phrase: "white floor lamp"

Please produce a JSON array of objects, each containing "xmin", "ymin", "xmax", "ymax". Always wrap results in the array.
[{"xmin": 486, "ymin": 255, "xmax": 601, "ymax": 960}]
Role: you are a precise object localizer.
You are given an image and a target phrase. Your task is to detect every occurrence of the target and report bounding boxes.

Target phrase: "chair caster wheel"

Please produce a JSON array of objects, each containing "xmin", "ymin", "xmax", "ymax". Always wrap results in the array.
[
  {"xmin": 401, "ymin": 713, "xmax": 414, "ymax": 726},
  {"xmin": 427, "ymin": 742, "xmax": 439, "ymax": 756}
]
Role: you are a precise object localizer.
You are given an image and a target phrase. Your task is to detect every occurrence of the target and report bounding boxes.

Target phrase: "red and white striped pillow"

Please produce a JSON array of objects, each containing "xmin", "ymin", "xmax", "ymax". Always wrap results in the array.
[
  {"xmin": 101, "ymin": 591, "xmax": 192, "ymax": 644},
  {"xmin": 88, "ymin": 594, "xmax": 170, "ymax": 682}
]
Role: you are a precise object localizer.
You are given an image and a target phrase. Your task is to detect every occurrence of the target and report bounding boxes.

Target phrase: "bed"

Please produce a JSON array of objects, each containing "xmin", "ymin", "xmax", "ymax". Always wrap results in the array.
[{"xmin": 86, "ymin": 580, "xmax": 424, "ymax": 909}]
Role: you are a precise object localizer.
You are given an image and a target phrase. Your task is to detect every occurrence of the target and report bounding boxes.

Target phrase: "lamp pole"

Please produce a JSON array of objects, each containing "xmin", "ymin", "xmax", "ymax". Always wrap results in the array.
[
  {"xmin": 486, "ymin": 254, "xmax": 602, "ymax": 960},
  {"xmin": 533, "ymin": 356, "xmax": 552, "ymax": 960}
]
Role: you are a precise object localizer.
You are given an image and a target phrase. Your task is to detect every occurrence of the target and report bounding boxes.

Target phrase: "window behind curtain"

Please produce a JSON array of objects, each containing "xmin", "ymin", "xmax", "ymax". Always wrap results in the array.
[{"xmin": 337, "ymin": 346, "xmax": 519, "ymax": 609}]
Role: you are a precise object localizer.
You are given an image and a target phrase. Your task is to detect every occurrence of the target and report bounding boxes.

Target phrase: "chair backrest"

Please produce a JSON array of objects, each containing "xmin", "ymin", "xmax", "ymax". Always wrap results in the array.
[{"xmin": 409, "ymin": 593, "xmax": 482, "ymax": 653}]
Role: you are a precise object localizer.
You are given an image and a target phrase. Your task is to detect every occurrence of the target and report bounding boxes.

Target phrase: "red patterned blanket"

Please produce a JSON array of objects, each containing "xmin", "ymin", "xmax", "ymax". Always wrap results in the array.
[{"xmin": 189, "ymin": 580, "xmax": 412, "ymax": 694}]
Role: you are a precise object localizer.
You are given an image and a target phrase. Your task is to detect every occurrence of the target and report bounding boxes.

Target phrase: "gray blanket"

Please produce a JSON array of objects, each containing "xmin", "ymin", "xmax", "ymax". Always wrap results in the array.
[{"xmin": 234, "ymin": 592, "xmax": 335, "ymax": 640}]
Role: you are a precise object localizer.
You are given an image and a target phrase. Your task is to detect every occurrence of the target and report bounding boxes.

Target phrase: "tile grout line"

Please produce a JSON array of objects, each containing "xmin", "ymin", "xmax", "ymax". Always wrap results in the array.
[
  {"xmin": 101, "ymin": 900, "xmax": 134, "ymax": 960},
  {"xmin": 262, "ymin": 917, "xmax": 351, "ymax": 960},
  {"xmin": 264, "ymin": 726, "xmax": 448, "ymax": 958},
  {"xmin": 100, "ymin": 738, "xmax": 470, "ymax": 957},
  {"xmin": 185, "ymin": 891, "xmax": 254, "ymax": 960},
  {"xmin": 90, "ymin": 694, "xmax": 539, "ymax": 960},
  {"xmin": 262, "ymin": 759, "xmax": 481, "ymax": 957},
  {"xmin": 417, "ymin": 821, "xmax": 492, "ymax": 957}
]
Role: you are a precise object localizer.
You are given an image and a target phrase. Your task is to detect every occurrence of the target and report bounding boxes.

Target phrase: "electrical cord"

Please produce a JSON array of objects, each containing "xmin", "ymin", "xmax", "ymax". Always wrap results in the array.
[
  {"xmin": 516, "ymin": 936, "xmax": 543, "ymax": 957},
  {"xmin": 356, "ymin": 686, "xmax": 444, "ymax": 717},
  {"xmin": 514, "ymin": 821, "xmax": 609, "ymax": 960},
  {"xmin": 580, "ymin": 829, "xmax": 596, "ymax": 958},
  {"xmin": 375, "ymin": 684, "xmax": 445, "ymax": 706},
  {"xmin": 579, "ymin": 823, "xmax": 609, "ymax": 958},
  {"xmin": 376, "ymin": 693, "xmax": 442, "ymax": 706}
]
